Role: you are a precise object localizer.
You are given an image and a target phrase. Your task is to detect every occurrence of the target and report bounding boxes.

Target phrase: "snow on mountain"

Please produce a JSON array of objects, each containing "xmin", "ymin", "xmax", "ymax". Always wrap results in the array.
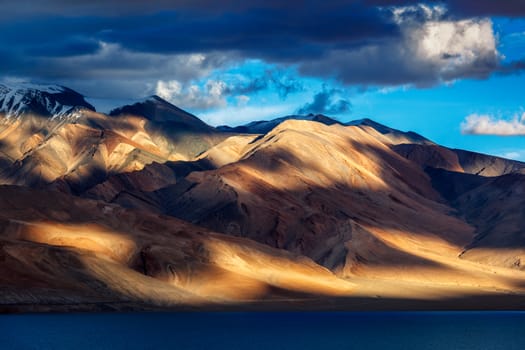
[{"xmin": 0, "ymin": 82, "xmax": 95, "ymax": 119}]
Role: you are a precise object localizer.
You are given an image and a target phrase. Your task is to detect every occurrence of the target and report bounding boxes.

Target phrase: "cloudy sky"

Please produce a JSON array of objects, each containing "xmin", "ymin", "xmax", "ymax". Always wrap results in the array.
[{"xmin": 1, "ymin": 0, "xmax": 525, "ymax": 159}]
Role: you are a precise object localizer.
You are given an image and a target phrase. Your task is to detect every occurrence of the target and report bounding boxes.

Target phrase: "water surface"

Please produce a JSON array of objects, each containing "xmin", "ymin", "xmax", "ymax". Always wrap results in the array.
[{"xmin": 1, "ymin": 311, "xmax": 525, "ymax": 349}]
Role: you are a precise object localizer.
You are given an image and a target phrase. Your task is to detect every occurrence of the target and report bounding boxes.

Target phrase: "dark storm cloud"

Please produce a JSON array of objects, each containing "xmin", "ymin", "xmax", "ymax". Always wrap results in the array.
[
  {"xmin": 0, "ymin": 2, "xmax": 398, "ymax": 58},
  {"xmin": 95, "ymin": 6, "xmax": 399, "ymax": 60},
  {"xmin": 0, "ymin": 1, "xmax": 392, "ymax": 17},
  {"xmin": 1, "ymin": 0, "xmax": 524, "ymax": 98},
  {"xmin": 8, "ymin": 0, "xmax": 521, "ymax": 18},
  {"xmin": 446, "ymin": 0, "xmax": 525, "ymax": 17},
  {"xmin": 297, "ymin": 87, "xmax": 352, "ymax": 115},
  {"xmin": 0, "ymin": 0, "xmax": 404, "ymax": 93},
  {"xmin": 25, "ymin": 38, "xmax": 102, "ymax": 57},
  {"xmin": 369, "ymin": 1, "xmax": 525, "ymax": 17},
  {"xmin": 0, "ymin": 16, "xmax": 105, "ymax": 59}
]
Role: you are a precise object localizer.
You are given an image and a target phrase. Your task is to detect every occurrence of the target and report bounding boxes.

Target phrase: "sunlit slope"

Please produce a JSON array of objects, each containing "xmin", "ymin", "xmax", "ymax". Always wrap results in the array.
[
  {"xmin": 161, "ymin": 122, "xmax": 466, "ymax": 272},
  {"xmin": 0, "ymin": 111, "xmax": 173, "ymax": 190},
  {"xmin": 154, "ymin": 120, "xmax": 525, "ymax": 294},
  {"xmin": 109, "ymin": 95, "xmax": 229, "ymax": 159},
  {"xmin": 0, "ymin": 101, "xmax": 229, "ymax": 192},
  {"xmin": 401, "ymin": 146, "xmax": 525, "ymax": 270},
  {"xmin": 0, "ymin": 185, "xmax": 354, "ymax": 309}
]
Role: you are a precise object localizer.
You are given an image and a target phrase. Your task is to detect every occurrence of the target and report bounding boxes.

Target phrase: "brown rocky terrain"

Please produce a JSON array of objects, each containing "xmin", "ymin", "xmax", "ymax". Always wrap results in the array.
[
  {"xmin": 0, "ymin": 96, "xmax": 229, "ymax": 193},
  {"xmin": 393, "ymin": 143, "xmax": 525, "ymax": 176},
  {"xmin": 1, "ymin": 88, "xmax": 525, "ymax": 311},
  {"xmin": 0, "ymin": 185, "xmax": 354, "ymax": 312}
]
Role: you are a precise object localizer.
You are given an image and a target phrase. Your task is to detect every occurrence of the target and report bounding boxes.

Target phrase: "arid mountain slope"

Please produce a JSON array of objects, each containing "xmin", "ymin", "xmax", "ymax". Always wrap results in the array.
[
  {"xmin": 0, "ymin": 185, "xmax": 354, "ymax": 311},
  {"xmin": 0, "ymin": 93, "xmax": 229, "ymax": 192},
  {"xmin": 455, "ymin": 173, "xmax": 525, "ymax": 268},
  {"xmin": 2, "ymin": 85, "xmax": 525, "ymax": 311},
  {"xmin": 426, "ymin": 168, "xmax": 525, "ymax": 270},
  {"xmin": 394, "ymin": 142, "xmax": 525, "ymax": 272},
  {"xmin": 109, "ymin": 96, "xmax": 228, "ymax": 159},
  {"xmin": 393, "ymin": 143, "xmax": 525, "ymax": 176},
  {"xmin": 217, "ymin": 115, "xmax": 432, "ymax": 146},
  {"xmin": 156, "ymin": 121, "xmax": 477, "ymax": 281},
  {"xmin": 0, "ymin": 110, "xmax": 178, "ymax": 191}
]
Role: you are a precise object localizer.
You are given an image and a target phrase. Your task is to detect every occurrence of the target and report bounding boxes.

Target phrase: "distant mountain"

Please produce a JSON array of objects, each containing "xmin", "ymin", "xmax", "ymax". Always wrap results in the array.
[
  {"xmin": 393, "ymin": 143, "xmax": 525, "ymax": 176},
  {"xmin": 109, "ymin": 95, "xmax": 214, "ymax": 132},
  {"xmin": 217, "ymin": 114, "xmax": 340, "ymax": 134},
  {"xmin": 346, "ymin": 118, "xmax": 432, "ymax": 145},
  {"xmin": 217, "ymin": 114, "xmax": 432, "ymax": 146},
  {"xmin": 109, "ymin": 95, "xmax": 227, "ymax": 159},
  {"xmin": 0, "ymin": 82, "xmax": 95, "ymax": 118},
  {"xmin": 454, "ymin": 172, "xmax": 525, "ymax": 267}
]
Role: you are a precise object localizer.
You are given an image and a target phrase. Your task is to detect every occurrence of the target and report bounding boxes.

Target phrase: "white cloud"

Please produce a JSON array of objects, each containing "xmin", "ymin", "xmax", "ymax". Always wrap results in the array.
[
  {"xmin": 156, "ymin": 80, "xmax": 182, "ymax": 98},
  {"xmin": 391, "ymin": 4, "xmax": 447, "ymax": 23},
  {"xmin": 14, "ymin": 42, "xmax": 233, "ymax": 100},
  {"xmin": 300, "ymin": 5, "xmax": 499, "ymax": 86},
  {"xmin": 461, "ymin": 113, "xmax": 525, "ymax": 136},
  {"xmin": 155, "ymin": 79, "xmax": 228, "ymax": 110},
  {"xmin": 417, "ymin": 18, "xmax": 497, "ymax": 78}
]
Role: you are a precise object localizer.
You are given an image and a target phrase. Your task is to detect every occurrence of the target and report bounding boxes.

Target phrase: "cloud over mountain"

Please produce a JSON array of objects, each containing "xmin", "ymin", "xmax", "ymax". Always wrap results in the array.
[
  {"xmin": 156, "ymin": 79, "xmax": 228, "ymax": 110},
  {"xmin": 299, "ymin": 6, "xmax": 500, "ymax": 86},
  {"xmin": 461, "ymin": 113, "xmax": 525, "ymax": 136},
  {"xmin": 0, "ymin": 1, "xmax": 522, "ymax": 103},
  {"xmin": 297, "ymin": 87, "xmax": 351, "ymax": 115}
]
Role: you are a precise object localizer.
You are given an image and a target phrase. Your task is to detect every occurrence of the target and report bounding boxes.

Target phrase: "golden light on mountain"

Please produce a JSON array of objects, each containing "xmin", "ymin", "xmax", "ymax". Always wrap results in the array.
[{"xmin": 1, "ymin": 90, "xmax": 525, "ymax": 312}]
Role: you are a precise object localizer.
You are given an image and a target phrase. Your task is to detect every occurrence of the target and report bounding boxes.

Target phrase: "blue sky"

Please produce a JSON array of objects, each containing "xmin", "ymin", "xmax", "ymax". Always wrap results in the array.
[
  {"xmin": 1, "ymin": 1, "xmax": 525, "ymax": 159},
  {"xmin": 197, "ymin": 16, "xmax": 525, "ymax": 160}
]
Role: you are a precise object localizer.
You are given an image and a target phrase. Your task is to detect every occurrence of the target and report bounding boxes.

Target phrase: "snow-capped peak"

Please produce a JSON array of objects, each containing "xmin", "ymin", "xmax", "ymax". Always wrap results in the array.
[
  {"xmin": 0, "ymin": 82, "xmax": 66, "ymax": 94},
  {"xmin": 0, "ymin": 82, "xmax": 95, "ymax": 119}
]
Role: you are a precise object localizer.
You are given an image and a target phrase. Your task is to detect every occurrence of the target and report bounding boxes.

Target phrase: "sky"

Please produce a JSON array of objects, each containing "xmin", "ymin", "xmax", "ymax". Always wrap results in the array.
[{"xmin": 1, "ymin": 0, "xmax": 525, "ymax": 159}]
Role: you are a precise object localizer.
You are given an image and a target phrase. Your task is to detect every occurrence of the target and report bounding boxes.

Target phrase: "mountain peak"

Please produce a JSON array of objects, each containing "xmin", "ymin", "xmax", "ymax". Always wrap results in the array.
[
  {"xmin": 135, "ymin": 94, "xmax": 167, "ymax": 105},
  {"xmin": 1, "ymin": 82, "xmax": 66, "ymax": 93},
  {"xmin": 346, "ymin": 117, "xmax": 389, "ymax": 130},
  {"xmin": 0, "ymin": 82, "xmax": 95, "ymax": 119},
  {"xmin": 217, "ymin": 113, "xmax": 341, "ymax": 134},
  {"xmin": 109, "ymin": 95, "xmax": 214, "ymax": 131},
  {"xmin": 347, "ymin": 117, "xmax": 433, "ymax": 145}
]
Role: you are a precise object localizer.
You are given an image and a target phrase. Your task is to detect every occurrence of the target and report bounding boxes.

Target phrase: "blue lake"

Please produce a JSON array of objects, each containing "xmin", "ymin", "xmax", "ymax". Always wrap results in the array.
[{"xmin": 1, "ymin": 311, "xmax": 525, "ymax": 349}]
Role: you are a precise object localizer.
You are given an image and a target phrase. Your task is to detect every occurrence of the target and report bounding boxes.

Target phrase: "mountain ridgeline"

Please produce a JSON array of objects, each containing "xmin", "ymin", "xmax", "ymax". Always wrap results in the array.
[
  {"xmin": 1, "ymin": 83, "xmax": 525, "ymax": 312},
  {"xmin": 0, "ymin": 83, "xmax": 95, "ymax": 118}
]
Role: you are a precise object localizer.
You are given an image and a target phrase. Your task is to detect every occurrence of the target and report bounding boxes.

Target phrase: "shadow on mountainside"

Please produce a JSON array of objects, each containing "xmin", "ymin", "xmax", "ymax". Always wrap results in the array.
[
  {"xmin": 83, "ymin": 134, "xmax": 479, "ymax": 278},
  {"xmin": 0, "ymin": 111, "xmax": 231, "ymax": 194},
  {"xmin": 0, "ymin": 175, "xmax": 524, "ymax": 312},
  {"xmin": 2, "ymin": 115, "xmax": 525, "ymax": 310},
  {"xmin": 0, "ymin": 185, "xmax": 363, "ymax": 311}
]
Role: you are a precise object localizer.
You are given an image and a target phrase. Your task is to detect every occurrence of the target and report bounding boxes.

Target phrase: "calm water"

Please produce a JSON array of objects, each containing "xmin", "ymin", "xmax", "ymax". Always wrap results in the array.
[{"xmin": 1, "ymin": 311, "xmax": 525, "ymax": 349}]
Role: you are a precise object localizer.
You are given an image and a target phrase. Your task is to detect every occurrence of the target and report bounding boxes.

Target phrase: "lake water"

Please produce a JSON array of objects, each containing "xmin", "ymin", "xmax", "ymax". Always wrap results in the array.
[{"xmin": 1, "ymin": 311, "xmax": 525, "ymax": 349}]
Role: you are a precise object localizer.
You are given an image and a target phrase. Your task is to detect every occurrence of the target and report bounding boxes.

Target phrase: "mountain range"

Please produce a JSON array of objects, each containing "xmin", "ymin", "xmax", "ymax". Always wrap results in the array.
[{"xmin": 1, "ymin": 83, "xmax": 525, "ymax": 312}]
